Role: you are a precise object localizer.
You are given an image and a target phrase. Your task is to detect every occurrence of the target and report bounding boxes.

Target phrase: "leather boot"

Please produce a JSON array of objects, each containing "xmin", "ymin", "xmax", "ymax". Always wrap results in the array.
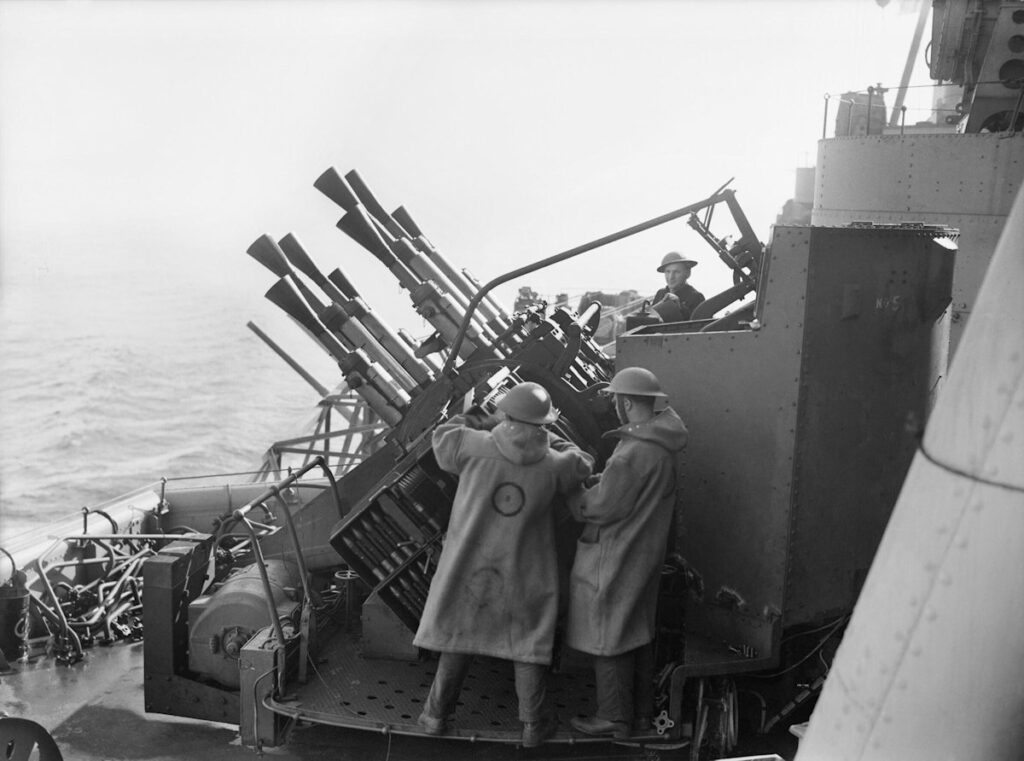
[
  {"xmin": 570, "ymin": 715, "xmax": 630, "ymax": 739},
  {"xmin": 417, "ymin": 712, "xmax": 446, "ymax": 736},
  {"xmin": 522, "ymin": 715, "xmax": 558, "ymax": 747}
]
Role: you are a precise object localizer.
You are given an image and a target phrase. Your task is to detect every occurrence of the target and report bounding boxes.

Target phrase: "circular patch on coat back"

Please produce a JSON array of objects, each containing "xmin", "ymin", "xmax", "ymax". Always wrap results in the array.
[{"xmin": 491, "ymin": 482, "xmax": 525, "ymax": 516}]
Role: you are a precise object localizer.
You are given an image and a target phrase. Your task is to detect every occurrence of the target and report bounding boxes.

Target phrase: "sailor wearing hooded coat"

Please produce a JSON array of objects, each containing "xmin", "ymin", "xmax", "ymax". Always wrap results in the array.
[
  {"xmin": 414, "ymin": 382, "xmax": 593, "ymax": 744},
  {"xmin": 566, "ymin": 405, "xmax": 687, "ymax": 653},
  {"xmin": 566, "ymin": 368, "xmax": 688, "ymax": 737},
  {"xmin": 414, "ymin": 414, "xmax": 593, "ymax": 662}
]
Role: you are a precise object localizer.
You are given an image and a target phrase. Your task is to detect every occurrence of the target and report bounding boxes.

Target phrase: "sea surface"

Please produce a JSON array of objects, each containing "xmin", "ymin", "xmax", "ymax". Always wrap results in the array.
[{"xmin": 0, "ymin": 262, "xmax": 337, "ymax": 546}]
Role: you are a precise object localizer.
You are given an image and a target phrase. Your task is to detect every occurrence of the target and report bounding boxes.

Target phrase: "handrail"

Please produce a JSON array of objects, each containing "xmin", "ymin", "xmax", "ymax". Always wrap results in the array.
[
  {"xmin": 817, "ymin": 79, "xmax": 1023, "ymax": 139},
  {"xmin": 0, "ymin": 547, "xmax": 16, "ymax": 584},
  {"xmin": 231, "ymin": 456, "xmax": 342, "ymax": 523},
  {"xmin": 30, "ymin": 558, "xmax": 84, "ymax": 663},
  {"xmin": 268, "ymin": 487, "xmax": 313, "ymax": 605},
  {"xmin": 603, "ymin": 296, "xmax": 649, "ymax": 315},
  {"xmin": 56, "ymin": 533, "xmax": 209, "ymax": 542},
  {"xmin": 232, "ymin": 514, "xmax": 288, "ymax": 645},
  {"xmin": 230, "ymin": 455, "xmax": 340, "ymax": 645}
]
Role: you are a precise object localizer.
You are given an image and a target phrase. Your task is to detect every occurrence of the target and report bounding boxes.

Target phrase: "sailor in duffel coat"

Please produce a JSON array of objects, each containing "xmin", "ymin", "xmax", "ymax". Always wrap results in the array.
[
  {"xmin": 566, "ymin": 367, "xmax": 688, "ymax": 739},
  {"xmin": 414, "ymin": 381, "xmax": 593, "ymax": 747}
]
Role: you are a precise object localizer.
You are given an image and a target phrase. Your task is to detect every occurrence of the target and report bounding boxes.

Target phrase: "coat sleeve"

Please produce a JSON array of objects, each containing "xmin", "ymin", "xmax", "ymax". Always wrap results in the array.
[
  {"xmin": 431, "ymin": 415, "xmax": 471, "ymax": 474},
  {"xmin": 553, "ymin": 446, "xmax": 594, "ymax": 494},
  {"xmin": 575, "ymin": 448, "xmax": 644, "ymax": 526},
  {"xmin": 547, "ymin": 430, "xmax": 576, "ymax": 452}
]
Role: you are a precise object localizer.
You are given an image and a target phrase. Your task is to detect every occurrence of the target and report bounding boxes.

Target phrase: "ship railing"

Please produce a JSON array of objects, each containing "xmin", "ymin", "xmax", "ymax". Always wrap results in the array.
[
  {"xmin": 593, "ymin": 296, "xmax": 650, "ymax": 352},
  {"xmin": 253, "ymin": 386, "xmax": 388, "ymax": 482},
  {"xmin": 32, "ymin": 534, "xmax": 202, "ymax": 661},
  {"xmin": 821, "ymin": 79, "xmax": 1024, "ymax": 138},
  {"xmin": 246, "ymin": 321, "xmax": 392, "ymax": 482},
  {"xmin": 10, "ymin": 521, "xmax": 213, "ymax": 665},
  {"xmin": 0, "ymin": 460, "xmax": 338, "ymax": 666}
]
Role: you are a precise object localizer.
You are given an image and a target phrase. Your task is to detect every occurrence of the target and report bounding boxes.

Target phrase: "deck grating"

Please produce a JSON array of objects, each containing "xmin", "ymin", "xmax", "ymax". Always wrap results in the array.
[{"xmin": 290, "ymin": 627, "xmax": 607, "ymax": 741}]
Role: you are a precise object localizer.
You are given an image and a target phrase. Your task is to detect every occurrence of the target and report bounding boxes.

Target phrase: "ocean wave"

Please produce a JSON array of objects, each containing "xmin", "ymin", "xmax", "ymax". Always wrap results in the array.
[{"xmin": 0, "ymin": 277, "xmax": 332, "ymax": 544}]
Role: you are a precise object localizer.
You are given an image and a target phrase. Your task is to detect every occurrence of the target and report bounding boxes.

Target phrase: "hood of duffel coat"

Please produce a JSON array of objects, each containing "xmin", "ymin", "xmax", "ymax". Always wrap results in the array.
[
  {"xmin": 607, "ymin": 406, "xmax": 688, "ymax": 453},
  {"xmin": 491, "ymin": 419, "xmax": 551, "ymax": 465}
]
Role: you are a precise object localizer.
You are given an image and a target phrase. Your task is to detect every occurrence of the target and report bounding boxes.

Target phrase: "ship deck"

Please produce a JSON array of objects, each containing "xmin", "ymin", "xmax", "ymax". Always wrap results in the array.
[
  {"xmin": 0, "ymin": 604, "xmax": 790, "ymax": 760},
  {"xmin": 269, "ymin": 626, "xmax": 683, "ymax": 746},
  {"xmin": 0, "ymin": 639, "xmax": 689, "ymax": 760}
]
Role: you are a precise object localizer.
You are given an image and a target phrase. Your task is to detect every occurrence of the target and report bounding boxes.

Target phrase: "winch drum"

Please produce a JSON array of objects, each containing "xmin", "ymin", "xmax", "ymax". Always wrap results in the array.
[{"xmin": 187, "ymin": 559, "xmax": 300, "ymax": 688}]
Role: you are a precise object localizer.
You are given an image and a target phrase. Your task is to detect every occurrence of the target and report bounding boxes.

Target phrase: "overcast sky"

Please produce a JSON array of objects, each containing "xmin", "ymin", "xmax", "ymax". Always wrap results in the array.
[{"xmin": 1, "ymin": 0, "xmax": 928, "ymax": 338}]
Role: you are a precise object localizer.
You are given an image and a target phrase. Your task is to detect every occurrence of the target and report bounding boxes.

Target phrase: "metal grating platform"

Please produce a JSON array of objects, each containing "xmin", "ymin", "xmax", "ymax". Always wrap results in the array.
[{"xmin": 269, "ymin": 628, "xmax": 678, "ymax": 746}]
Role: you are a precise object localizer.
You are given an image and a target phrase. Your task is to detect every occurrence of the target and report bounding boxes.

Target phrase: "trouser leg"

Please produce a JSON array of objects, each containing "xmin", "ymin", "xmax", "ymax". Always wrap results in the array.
[
  {"xmin": 633, "ymin": 642, "xmax": 655, "ymax": 720},
  {"xmin": 593, "ymin": 651, "xmax": 634, "ymax": 723},
  {"xmin": 423, "ymin": 652, "xmax": 472, "ymax": 720},
  {"xmin": 513, "ymin": 661, "xmax": 549, "ymax": 723}
]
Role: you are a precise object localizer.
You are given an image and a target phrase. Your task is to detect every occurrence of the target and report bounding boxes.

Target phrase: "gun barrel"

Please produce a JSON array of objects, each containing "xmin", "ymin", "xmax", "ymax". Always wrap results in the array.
[
  {"xmin": 325, "ymin": 169, "xmax": 504, "ymax": 362},
  {"xmin": 323, "ymin": 264, "xmax": 433, "ymax": 386},
  {"xmin": 248, "ymin": 235, "xmax": 333, "ymax": 318},
  {"xmin": 391, "ymin": 204, "xmax": 510, "ymax": 326},
  {"xmin": 344, "ymin": 170, "xmax": 499, "ymax": 328},
  {"xmin": 340, "ymin": 173, "xmax": 462, "ymax": 302},
  {"xmin": 327, "ymin": 268, "xmax": 361, "ymax": 300},
  {"xmin": 334, "ymin": 208, "xmax": 477, "ymax": 361},
  {"xmin": 247, "ymin": 234, "xmax": 293, "ymax": 279},
  {"xmin": 270, "ymin": 233, "xmax": 428, "ymax": 390},
  {"xmin": 291, "ymin": 274, "xmax": 328, "ymax": 316},
  {"xmin": 391, "ymin": 205, "xmax": 425, "ymax": 241},
  {"xmin": 314, "ymin": 166, "xmax": 361, "ymax": 211},
  {"xmin": 264, "ymin": 278, "xmax": 349, "ymax": 361},
  {"xmin": 247, "ymin": 321, "xmax": 329, "ymax": 398},
  {"xmin": 375, "ymin": 227, "xmax": 504, "ymax": 353},
  {"xmin": 278, "ymin": 233, "xmax": 350, "ymax": 305},
  {"xmin": 318, "ymin": 302, "xmax": 422, "ymax": 393},
  {"xmin": 339, "ymin": 170, "xmax": 509, "ymax": 337},
  {"xmin": 339, "ymin": 349, "xmax": 410, "ymax": 421},
  {"xmin": 344, "ymin": 169, "xmax": 406, "ymax": 240},
  {"xmin": 346, "ymin": 383, "xmax": 403, "ymax": 427},
  {"xmin": 392, "ymin": 205, "xmax": 509, "ymax": 326},
  {"xmin": 407, "ymin": 282, "xmax": 496, "ymax": 362},
  {"xmin": 340, "ymin": 297, "xmax": 434, "ymax": 388},
  {"xmin": 337, "ymin": 208, "xmax": 421, "ymax": 292},
  {"xmin": 388, "ymin": 237, "xmax": 462, "ymax": 302},
  {"xmin": 264, "ymin": 279, "xmax": 408, "ymax": 425}
]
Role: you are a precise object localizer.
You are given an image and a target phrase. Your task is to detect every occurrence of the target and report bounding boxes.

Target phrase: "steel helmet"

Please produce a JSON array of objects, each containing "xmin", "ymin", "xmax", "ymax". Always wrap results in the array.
[
  {"xmin": 607, "ymin": 367, "xmax": 667, "ymax": 398},
  {"xmin": 657, "ymin": 251, "xmax": 698, "ymax": 272},
  {"xmin": 496, "ymin": 382, "xmax": 560, "ymax": 425}
]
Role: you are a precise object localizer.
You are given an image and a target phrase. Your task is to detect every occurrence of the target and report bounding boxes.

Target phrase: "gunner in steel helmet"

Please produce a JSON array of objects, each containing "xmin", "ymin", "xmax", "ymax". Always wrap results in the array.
[
  {"xmin": 565, "ymin": 367, "xmax": 688, "ymax": 739},
  {"xmin": 650, "ymin": 251, "xmax": 705, "ymax": 322},
  {"xmin": 414, "ymin": 381, "xmax": 593, "ymax": 747}
]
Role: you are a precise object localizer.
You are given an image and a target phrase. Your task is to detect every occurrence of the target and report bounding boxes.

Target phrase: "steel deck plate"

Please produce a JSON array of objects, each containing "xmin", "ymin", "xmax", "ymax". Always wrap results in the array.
[{"xmin": 272, "ymin": 628, "xmax": 681, "ymax": 746}]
